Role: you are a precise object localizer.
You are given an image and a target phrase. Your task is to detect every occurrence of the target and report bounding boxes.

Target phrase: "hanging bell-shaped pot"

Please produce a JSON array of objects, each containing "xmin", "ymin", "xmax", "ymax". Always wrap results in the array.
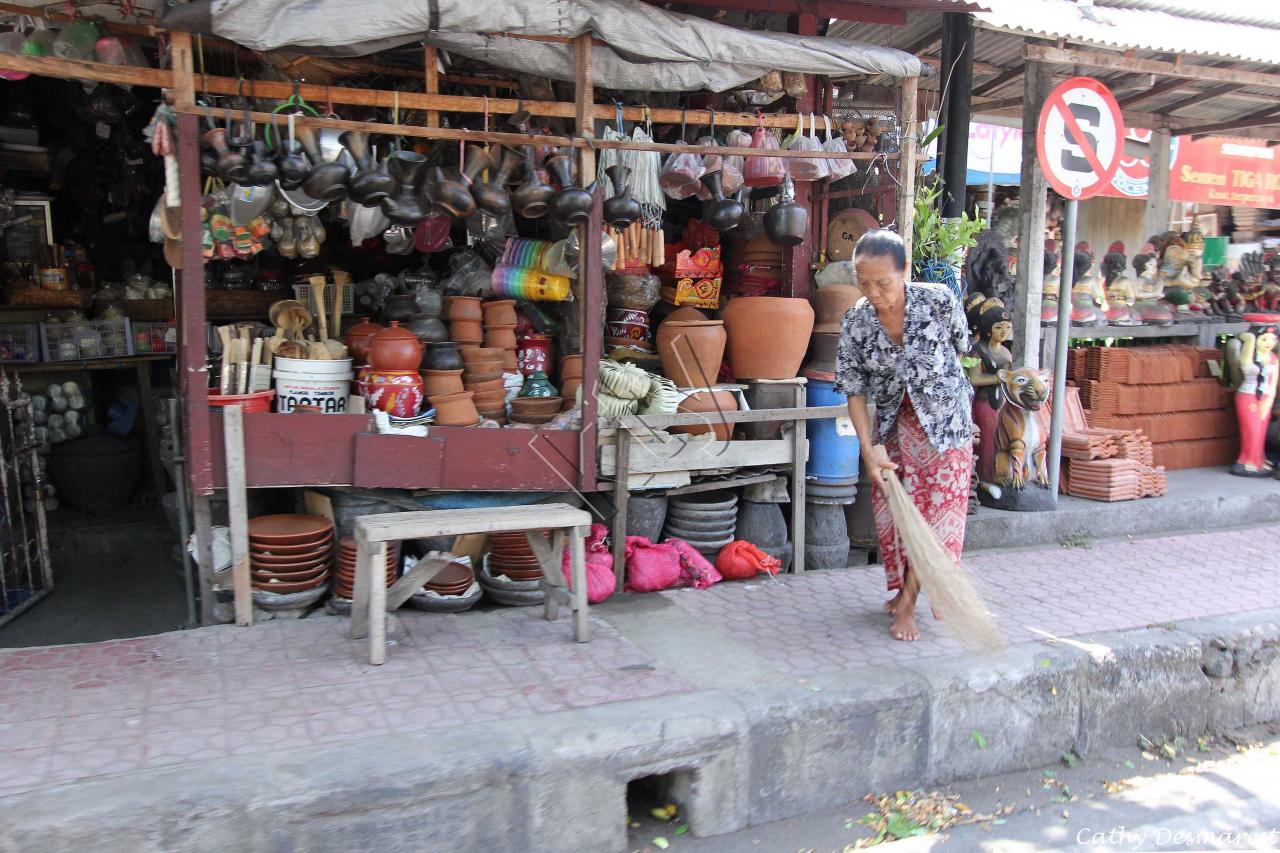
[
  {"xmin": 342, "ymin": 131, "xmax": 396, "ymax": 206},
  {"xmin": 203, "ymin": 127, "xmax": 248, "ymax": 185},
  {"xmin": 699, "ymin": 170, "xmax": 745, "ymax": 232},
  {"xmin": 380, "ymin": 150, "xmax": 429, "ymax": 225},
  {"xmin": 603, "ymin": 165, "xmax": 642, "ymax": 229},
  {"xmin": 297, "ymin": 126, "xmax": 350, "ymax": 202},
  {"xmin": 461, "ymin": 144, "xmax": 494, "ymax": 185},
  {"xmin": 275, "ymin": 137, "xmax": 310, "ymax": 190},
  {"xmin": 246, "ymin": 141, "xmax": 279, "ymax": 187},
  {"xmin": 546, "ymin": 150, "xmax": 596, "ymax": 226},
  {"xmin": 764, "ymin": 175, "xmax": 808, "ymax": 247},
  {"xmin": 511, "ymin": 145, "xmax": 555, "ymax": 219},
  {"xmin": 430, "ymin": 165, "xmax": 477, "ymax": 220},
  {"xmin": 471, "ymin": 146, "xmax": 521, "ymax": 216}
]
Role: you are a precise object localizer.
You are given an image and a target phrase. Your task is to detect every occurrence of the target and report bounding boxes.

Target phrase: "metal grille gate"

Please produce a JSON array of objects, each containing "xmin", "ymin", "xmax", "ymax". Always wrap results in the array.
[{"xmin": 0, "ymin": 370, "xmax": 52, "ymax": 628}]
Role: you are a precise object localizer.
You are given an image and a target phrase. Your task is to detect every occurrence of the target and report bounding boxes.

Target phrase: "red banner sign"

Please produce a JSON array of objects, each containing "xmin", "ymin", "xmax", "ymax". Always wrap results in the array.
[{"xmin": 1102, "ymin": 131, "xmax": 1280, "ymax": 208}]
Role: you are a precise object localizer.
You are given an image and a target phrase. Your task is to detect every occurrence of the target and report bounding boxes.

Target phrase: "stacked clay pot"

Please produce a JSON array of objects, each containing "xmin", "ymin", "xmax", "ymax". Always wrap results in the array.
[
  {"xmin": 481, "ymin": 298, "xmax": 519, "ymax": 372},
  {"xmin": 488, "ymin": 531, "xmax": 548, "ymax": 581},
  {"xmin": 460, "ymin": 346, "xmax": 507, "ymax": 422},
  {"xmin": 662, "ymin": 491, "xmax": 738, "ymax": 561},
  {"xmin": 721, "ymin": 296, "xmax": 814, "ymax": 380},
  {"xmin": 448, "ymin": 296, "xmax": 485, "ymax": 348},
  {"xmin": 605, "ymin": 271, "xmax": 661, "ymax": 351},
  {"xmin": 807, "ymin": 284, "xmax": 862, "ymax": 373},
  {"xmin": 365, "ymin": 321, "xmax": 426, "ymax": 417},
  {"xmin": 560, "ymin": 355, "xmax": 583, "ymax": 411},
  {"xmin": 334, "ymin": 536, "xmax": 400, "ymax": 600},
  {"xmin": 249, "ymin": 514, "xmax": 333, "ymax": 596},
  {"xmin": 345, "ymin": 318, "xmax": 383, "ymax": 397},
  {"xmin": 418, "ymin": 559, "xmax": 476, "ymax": 597}
]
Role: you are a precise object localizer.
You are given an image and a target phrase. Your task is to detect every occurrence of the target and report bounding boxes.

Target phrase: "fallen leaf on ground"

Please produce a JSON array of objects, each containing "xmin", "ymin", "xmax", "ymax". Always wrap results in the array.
[
  {"xmin": 972, "ymin": 731, "xmax": 988, "ymax": 749},
  {"xmin": 652, "ymin": 837, "xmax": 669, "ymax": 850}
]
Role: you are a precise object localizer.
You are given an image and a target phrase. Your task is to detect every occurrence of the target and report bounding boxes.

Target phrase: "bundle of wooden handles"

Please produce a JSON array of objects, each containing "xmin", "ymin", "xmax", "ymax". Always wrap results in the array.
[{"xmin": 608, "ymin": 223, "xmax": 664, "ymax": 270}]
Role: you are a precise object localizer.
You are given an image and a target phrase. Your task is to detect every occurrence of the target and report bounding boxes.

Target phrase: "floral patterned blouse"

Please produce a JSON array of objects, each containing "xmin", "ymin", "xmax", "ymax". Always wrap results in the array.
[{"xmin": 835, "ymin": 282, "xmax": 975, "ymax": 451}]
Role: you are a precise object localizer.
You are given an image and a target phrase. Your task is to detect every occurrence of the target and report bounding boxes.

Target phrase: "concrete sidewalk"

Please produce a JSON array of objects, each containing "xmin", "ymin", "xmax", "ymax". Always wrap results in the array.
[{"xmin": 2, "ymin": 524, "xmax": 1279, "ymax": 852}]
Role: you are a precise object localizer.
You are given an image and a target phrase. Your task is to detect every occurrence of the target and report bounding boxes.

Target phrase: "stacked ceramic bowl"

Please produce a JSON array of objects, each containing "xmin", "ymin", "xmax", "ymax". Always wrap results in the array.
[
  {"xmin": 661, "ymin": 491, "xmax": 738, "ymax": 560},
  {"xmin": 461, "ymin": 346, "xmax": 507, "ymax": 423},
  {"xmin": 421, "ymin": 560, "xmax": 474, "ymax": 595},
  {"xmin": 509, "ymin": 396, "xmax": 561, "ymax": 425},
  {"xmin": 333, "ymin": 536, "xmax": 400, "ymax": 600},
  {"xmin": 408, "ymin": 557, "xmax": 482, "ymax": 613},
  {"xmin": 249, "ymin": 514, "xmax": 334, "ymax": 596},
  {"xmin": 487, "ymin": 531, "xmax": 546, "ymax": 580}
]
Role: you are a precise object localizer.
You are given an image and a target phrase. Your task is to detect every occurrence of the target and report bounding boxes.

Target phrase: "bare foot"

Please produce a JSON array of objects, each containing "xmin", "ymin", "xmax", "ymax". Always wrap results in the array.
[
  {"xmin": 890, "ymin": 605, "xmax": 919, "ymax": 641},
  {"xmin": 884, "ymin": 590, "xmax": 904, "ymax": 614},
  {"xmin": 932, "ymin": 607, "xmax": 942, "ymax": 621}
]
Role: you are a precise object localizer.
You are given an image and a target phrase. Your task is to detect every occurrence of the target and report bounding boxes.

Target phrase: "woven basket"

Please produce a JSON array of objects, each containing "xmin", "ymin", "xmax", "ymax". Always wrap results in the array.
[
  {"xmin": 3, "ymin": 283, "xmax": 91, "ymax": 309},
  {"xmin": 206, "ymin": 290, "xmax": 288, "ymax": 320}
]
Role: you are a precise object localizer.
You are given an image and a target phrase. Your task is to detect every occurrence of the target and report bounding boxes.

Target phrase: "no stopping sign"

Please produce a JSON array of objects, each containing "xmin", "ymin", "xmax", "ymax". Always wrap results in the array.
[{"xmin": 1036, "ymin": 76, "xmax": 1125, "ymax": 200}]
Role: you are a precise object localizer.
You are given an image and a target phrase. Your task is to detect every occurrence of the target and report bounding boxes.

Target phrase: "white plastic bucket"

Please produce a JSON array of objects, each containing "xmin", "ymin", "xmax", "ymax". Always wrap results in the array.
[{"xmin": 274, "ymin": 357, "xmax": 353, "ymax": 414}]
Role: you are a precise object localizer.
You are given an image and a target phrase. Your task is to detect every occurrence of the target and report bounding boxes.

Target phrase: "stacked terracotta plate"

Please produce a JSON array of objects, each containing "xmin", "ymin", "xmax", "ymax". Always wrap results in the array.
[
  {"xmin": 421, "ymin": 559, "xmax": 475, "ymax": 596},
  {"xmin": 488, "ymin": 531, "xmax": 548, "ymax": 581},
  {"xmin": 334, "ymin": 536, "xmax": 400, "ymax": 600},
  {"xmin": 249, "ymin": 514, "xmax": 334, "ymax": 595}
]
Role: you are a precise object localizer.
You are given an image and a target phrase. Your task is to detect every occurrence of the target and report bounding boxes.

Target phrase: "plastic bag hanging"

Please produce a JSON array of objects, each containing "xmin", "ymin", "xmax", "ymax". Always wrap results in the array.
[
  {"xmin": 821, "ymin": 114, "xmax": 855, "ymax": 181},
  {"xmin": 722, "ymin": 128, "xmax": 751, "ymax": 194},
  {"xmin": 659, "ymin": 109, "xmax": 705, "ymax": 200},
  {"xmin": 784, "ymin": 113, "xmax": 826, "ymax": 182},
  {"xmin": 742, "ymin": 113, "xmax": 785, "ymax": 188}
]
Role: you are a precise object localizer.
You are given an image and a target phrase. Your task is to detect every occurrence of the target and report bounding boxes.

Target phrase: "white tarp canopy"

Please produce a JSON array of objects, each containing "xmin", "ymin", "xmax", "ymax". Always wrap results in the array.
[{"xmin": 161, "ymin": 0, "xmax": 922, "ymax": 91}]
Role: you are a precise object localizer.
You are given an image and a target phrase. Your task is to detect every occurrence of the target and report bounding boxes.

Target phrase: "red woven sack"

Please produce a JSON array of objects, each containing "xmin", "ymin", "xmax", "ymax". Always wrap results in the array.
[
  {"xmin": 623, "ymin": 535, "xmax": 683, "ymax": 593},
  {"xmin": 715, "ymin": 540, "xmax": 782, "ymax": 580},
  {"xmin": 664, "ymin": 538, "xmax": 723, "ymax": 589},
  {"xmin": 561, "ymin": 523, "xmax": 617, "ymax": 604}
]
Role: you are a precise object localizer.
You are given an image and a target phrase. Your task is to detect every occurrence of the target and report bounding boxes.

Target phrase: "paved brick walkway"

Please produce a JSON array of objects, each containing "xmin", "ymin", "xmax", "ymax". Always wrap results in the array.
[{"xmin": 2, "ymin": 523, "xmax": 1279, "ymax": 797}]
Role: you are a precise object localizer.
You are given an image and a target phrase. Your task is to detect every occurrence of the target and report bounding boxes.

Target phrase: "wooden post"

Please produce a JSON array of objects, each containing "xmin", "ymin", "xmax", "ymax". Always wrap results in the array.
[
  {"xmin": 222, "ymin": 404, "xmax": 252, "ymax": 626},
  {"xmin": 1012, "ymin": 60, "xmax": 1052, "ymax": 369},
  {"xmin": 191, "ymin": 494, "xmax": 216, "ymax": 625},
  {"xmin": 781, "ymin": 13, "xmax": 819, "ymax": 299},
  {"xmin": 169, "ymin": 30, "xmax": 195, "ymax": 110},
  {"xmin": 368, "ymin": 541, "xmax": 388, "ymax": 664},
  {"xmin": 574, "ymin": 33, "xmax": 595, "ymax": 177},
  {"xmin": 896, "ymin": 75, "xmax": 920, "ymax": 265},
  {"xmin": 176, "ymin": 112, "xmax": 213, "ymax": 496},
  {"xmin": 424, "ymin": 45, "xmax": 440, "ymax": 129},
  {"xmin": 610, "ymin": 427, "xmax": 630, "ymax": 587},
  {"xmin": 1143, "ymin": 128, "xmax": 1172, "ymax": 241},
  {"xmin": 570, "ymin": 525, "xmax": 589, "ymax": 642},
  {"xmin": 790, "ymin": 382, "xmax": 807, "ymax": 574}
]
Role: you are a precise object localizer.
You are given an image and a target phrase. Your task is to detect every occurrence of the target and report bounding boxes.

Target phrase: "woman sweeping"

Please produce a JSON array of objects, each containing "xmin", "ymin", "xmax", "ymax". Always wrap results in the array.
[{"xmin": 835, "ymin": 231, "xmax": 975, "ymax": 642}]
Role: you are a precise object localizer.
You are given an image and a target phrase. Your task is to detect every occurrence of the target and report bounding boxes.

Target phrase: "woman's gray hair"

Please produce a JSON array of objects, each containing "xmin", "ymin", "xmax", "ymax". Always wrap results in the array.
[{"xmin": 854, "ymin": 229, "xmax": 907, "ymax": 272}]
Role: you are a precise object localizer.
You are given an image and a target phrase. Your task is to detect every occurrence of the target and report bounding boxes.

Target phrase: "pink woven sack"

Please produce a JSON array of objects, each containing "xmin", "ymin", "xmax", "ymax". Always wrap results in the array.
[
  {"xmin": 664, "ymin": 538, "xmax": 723, "ymax": 589},
  {"xmin": 623, "ymin": 535, "xmax": 683, "ymax": 593},
  {"xmin": 561, "ymin": 523, "xmax": 617, "ymax": 603}
]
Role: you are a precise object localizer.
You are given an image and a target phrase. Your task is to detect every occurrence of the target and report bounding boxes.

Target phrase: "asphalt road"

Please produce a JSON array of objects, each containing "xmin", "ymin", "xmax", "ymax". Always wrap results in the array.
[{"xmin": 628, "ymin": 726, "xmax": 1280, "ymax": 853}]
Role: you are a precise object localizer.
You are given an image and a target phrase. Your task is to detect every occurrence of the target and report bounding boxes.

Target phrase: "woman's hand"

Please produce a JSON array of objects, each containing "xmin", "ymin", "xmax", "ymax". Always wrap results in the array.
[{"xmin": 863, "ymin": 443, "xmax": 898, "ymax": 491}]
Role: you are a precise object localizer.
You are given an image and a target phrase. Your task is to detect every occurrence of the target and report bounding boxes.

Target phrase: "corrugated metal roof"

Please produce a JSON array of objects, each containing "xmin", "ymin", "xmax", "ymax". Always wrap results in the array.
[
  {"xmin": 971, "ymin": 0, "xmax": 1280, "ymax": 66},
  {"xmin": 1092, "ymin": 0, "xmax": 1280, "ymax": 28}
]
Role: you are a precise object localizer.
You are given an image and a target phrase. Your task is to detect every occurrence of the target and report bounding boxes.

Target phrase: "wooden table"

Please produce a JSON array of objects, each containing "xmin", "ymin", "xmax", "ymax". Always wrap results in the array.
[
  {"xmin": 349, "ymin": 503, "xmax": 594, "ymax": 664},
  {"xmin": 8, "ymin": 354, "xmax": 173, "ymax": 496}
]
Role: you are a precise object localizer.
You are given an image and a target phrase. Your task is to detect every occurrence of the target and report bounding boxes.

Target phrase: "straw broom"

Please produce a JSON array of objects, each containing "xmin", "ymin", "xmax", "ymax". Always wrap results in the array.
[{"xmin": 882, "ymin": 470, "xmax": 1003, "ymax": 650}]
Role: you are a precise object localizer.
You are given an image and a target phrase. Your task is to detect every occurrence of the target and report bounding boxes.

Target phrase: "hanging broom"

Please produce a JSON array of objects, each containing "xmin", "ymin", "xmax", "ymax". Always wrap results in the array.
[{"xmin": 882, "ymin": 469, "xmax": 1003, "ymax": 650}]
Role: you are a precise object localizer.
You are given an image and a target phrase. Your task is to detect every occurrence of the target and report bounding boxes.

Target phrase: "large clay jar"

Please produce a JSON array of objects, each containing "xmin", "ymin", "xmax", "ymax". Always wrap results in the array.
[
  {"xmin": 517, "ymin": 333, "xmax": 554, "ymax": 377},
  {"xmin": 656, "ymin": 320, "xmax": 726, "ymax": 389},
  {"xmin": 366, "ymin": 369, "xmax": 425, "ymax": 418},
  {"xmin": 368, "ymin": 321, "xmax": 424, "ymax": 372},
  {"xmin": 670, "ymin": 390, "xmax": 738, "ymax": 441},
  {"xmin": 721, "ymin": 297, "xmax": 814, "ymax": 380},
  {"xmin": 345, "ymin": 319, "xmax": 383, "ymax": 365},
  {"xmin": 429, "ymin": 390, "xmax": 479, "ymax": 426},
  {"xmin": 422, "ymin": 341, "xmax": 464, "ymax": 372},
  {"xmin": 814, "ymin": 284, "xmax": 863, "ymax": 331}
]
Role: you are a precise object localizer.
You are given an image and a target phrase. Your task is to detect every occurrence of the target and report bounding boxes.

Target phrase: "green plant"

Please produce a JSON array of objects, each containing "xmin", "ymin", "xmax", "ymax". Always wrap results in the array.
[{"xmin": 912, "ymin": 180, "xmax": 987, "ymax": 272}]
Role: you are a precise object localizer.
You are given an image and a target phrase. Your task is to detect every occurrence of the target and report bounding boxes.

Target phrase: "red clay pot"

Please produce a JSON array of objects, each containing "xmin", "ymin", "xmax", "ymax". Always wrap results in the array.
[
  {"xmin": 367, "ymin": 321, "xmax": 424, "ymax": 372},
  {"xmin": 365, "ymin": 369, "xmax": 425, "ymax": 417},
  {"xmin": 720, "ymin": 296, "xmax": 814, "ymax": 380},
  {"xmin": 517, "ymin": 333, "xmax": 554, "ymax": 377},
  {"xmin": 560, "ymin": 355, "xmax": 583, "ymax": 380},
  {"xmin": 656, "ymin": 319, "xmax": 726, "ymax": 389},
  {"xmin": 485, "ymin": 325, "xmax": 518, "ymax": 350},
  {"xmin": 481, "ymin": 299, "xmax": 518, "ymax": 326},
  {"xmin": 814, "ymin": 284, "xmax": 863, "ymax": 331},
  {"xmin": 448, "ymin": 295, "xmax": 483, "ymax": 321},
  {"xmin": 450, "ymin": 317, "xmax": 484, "ymax": 343},
  {"xmin": 670, "ymin": 389, "xmax": 738, "ymax": 441},
  {"xmin": 344, "ymin": 319, "xmax": 384, "ymax": 365},
  {"xmin": 421, "ymin": 368, "xmax": 464, "ymax": 398},
  {"xmin": 429, "ymin": 390, "xmax": 479, "ymax": 426}
]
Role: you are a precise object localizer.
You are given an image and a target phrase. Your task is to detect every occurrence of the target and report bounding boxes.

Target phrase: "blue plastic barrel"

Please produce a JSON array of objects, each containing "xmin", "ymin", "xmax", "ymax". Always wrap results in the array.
[{"xmin": 806, "ymin": 376, "xmax": 860, "ymax": 485}]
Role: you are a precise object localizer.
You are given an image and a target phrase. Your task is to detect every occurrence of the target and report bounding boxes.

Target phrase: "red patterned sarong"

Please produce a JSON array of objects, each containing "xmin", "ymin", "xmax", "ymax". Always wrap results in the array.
[{"xmin": 871, "ymin": 397, "xmax": 972, "ymax": 591}]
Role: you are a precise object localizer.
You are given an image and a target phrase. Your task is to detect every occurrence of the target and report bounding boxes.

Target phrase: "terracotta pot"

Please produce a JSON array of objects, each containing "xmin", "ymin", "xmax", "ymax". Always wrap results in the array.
[
  {"xmin": 670, "ymin": 390, "xmax": 738, "ymax": 441},
  {"xmin": 354, "ymin": 365, "xmax": 372, "ymax": 397},
  {"xmin": 560, "ymin": 355, "xmax": 583, "ymax": 380},
  {"xmin": 512, "ymin": 397, "xmax": 563, "ymax": 417},
  {"xmin": 472, "ymin": 394, "xmax": 506, "ymax": 410},
  {"xmin": 814, "ymin": 284, "xmax": 863, "ymax": 330},
  {"xmin": 502, "ymin": 349, "xmax": 519, "ymax": 371},
  {"xmin": 460, "ymin": 346, "xmax": 505, "ymax": 365},
  {"xmin": 462, "ymin": 359, "xmax": 504, "ymax": 376},
  {"xmin": 366, "ymin": 369, "xmax": 425, "ymax": 417},
  {"xmin": 607, "ymin": 307, "xmax": 650, "ymax": 326},
  {"xmin": 606, "ymin": 321, "xmax": 649, "ymax": 341},
  {"xmin": 422, "ymin": 341, "xmax": 464, "ymax": 371},
  {"xmin": 368, "ymin": 321, "xmax": 424, "ymax": 372},
  {"xmin": 485, "ymin": 325, "xmax": 518, "ymax": 350},
  {"xmin": 481, "ymin": 299, "xmax": 518, "ymax": 326},
  {"xmin": 465, "ymin": 377, "xmax": 505, "ymax": 395},
  {"xmin": 656, "ymin": 320, "xmax": 726, "ymax": 389},
  {"xmin": 464, "ymin": 368, "xmax": 504, "ymax": 385},
  {"xmin": 517, "ymin": 333, "xmax": 554, "ymax": 377},
  {"xmin": 429, "ymin": 390, "xmax": 479, "ymax": 426},
  {"xmin": 345, "ymin": 319, "xmax": 383, "ymax": 365},
  {"xmin": 721, "ymin": 296, "xmax": 814, "ymax": 380},
  {"xmin": 560, "ymin": 377, "xmax": 581, "ymax": 403},
  {"xmin": 448, "ymin": 295, "xmax": 483, "ymax": 321},
  {"xmin": 421, "ymin": 368, "xmax": 464, "ymax": 397},
  {"xmin": 451, "ymin": 317, "xmax": 484, "ymax": 343}
]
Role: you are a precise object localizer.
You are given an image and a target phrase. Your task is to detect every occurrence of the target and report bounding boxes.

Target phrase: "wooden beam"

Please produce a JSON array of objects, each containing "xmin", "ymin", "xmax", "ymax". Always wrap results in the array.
[
  {"xmin": 645, "ymin": 0, "xmax": 906, "ymax": 24},
  {"xmin": 1118, "ymin": 61, "xmax": 1235, "ymax": 109},
  {"xmin": 1026, "ymin": 44, "xmax": 1280, "ymax": 92},
  {"xmin": 1012, "ymin": 60, "xmax": 1051, "ymax": 370},
  {"xmin": 1161, "ymin": 81, "xmax": 1244, "ymax": 115},
  {"xmin": 0, "ymin": 49, "xmax": 174, "ymax": 89},
  {"xmin": 972, "ymin": 65, "xmax": 1023, "ymax": 97},
  {"xmin": 574, "ymin": 33, "xmax": 595, "ymax": 177},
  {"xmin": 896, "ymin": 75, "xmax": 919, "ymax": 264},
  {"xmin": 1175, "ymin": 107, "xmax": 1280, "ymax": 138},
  {"xmin": 903, "ymin": 25, "xmax": 944, "ymax": 57},
  {"xmin": 424, "ymin": 46, "xmax": 440, "ymax": 129}
]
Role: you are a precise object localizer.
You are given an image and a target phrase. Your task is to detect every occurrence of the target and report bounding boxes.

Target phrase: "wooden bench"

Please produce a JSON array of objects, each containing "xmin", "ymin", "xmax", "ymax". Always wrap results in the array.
[{"xmin": 348, "ymin": 503, "xmax": 594, "ymax": 664}]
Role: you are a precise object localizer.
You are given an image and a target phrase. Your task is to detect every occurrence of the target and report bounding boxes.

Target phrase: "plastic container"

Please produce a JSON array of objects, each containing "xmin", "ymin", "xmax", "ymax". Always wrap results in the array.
[
  {"xmin": 0, "ymin": 323, "xmax": 41, "ymax": 364},
  {"xmin": 0, "ymin": 31, "xmax": 30, "ymax": 80},
  {"xmin": 52, "ymin": 20, "xmax": 100, "ymax": 60},
  {"xmin": 805, "ymin": 373, "xmax": 860, "ymax": 485},
  {"xmin": 40, "ymin": 319, "xmax": 133, "ymax": 362},
  {"xmin": 208, "ymin": 390, "xmax": 275, "ymax": 414},
  {"xmin": 273, "ymin": 356, "xmax": 353, "ymax": 414}
]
